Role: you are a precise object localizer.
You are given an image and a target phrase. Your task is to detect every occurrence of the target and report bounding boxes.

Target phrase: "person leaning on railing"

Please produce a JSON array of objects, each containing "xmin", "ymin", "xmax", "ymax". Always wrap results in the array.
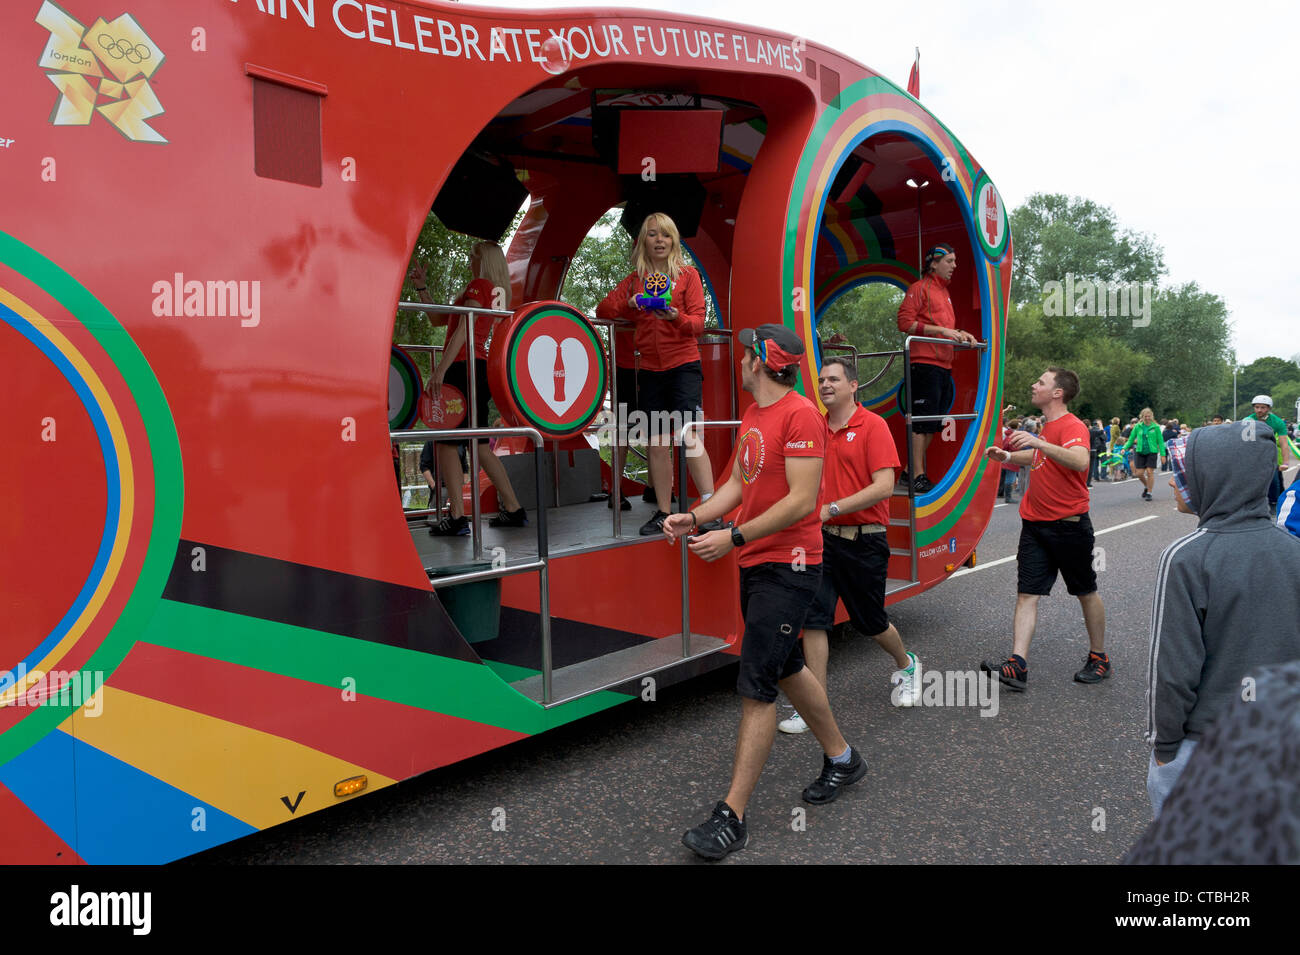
[
  {"xmin": 409, "ymin": 243, "xmax": 528, "ymax": 535},
  {"xmin": 895, "ymin": 243, "xmax": 980, "ymax": 494}
]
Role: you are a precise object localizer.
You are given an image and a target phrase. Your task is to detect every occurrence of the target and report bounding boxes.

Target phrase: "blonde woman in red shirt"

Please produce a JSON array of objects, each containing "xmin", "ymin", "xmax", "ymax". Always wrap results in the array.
[
  {"xmin": 412, "ymin": 242, "xmax": 527, "ymax": 535},
  {"xmin": 597, "ymin": 213, "xmax": 718, "ymax": 535}
]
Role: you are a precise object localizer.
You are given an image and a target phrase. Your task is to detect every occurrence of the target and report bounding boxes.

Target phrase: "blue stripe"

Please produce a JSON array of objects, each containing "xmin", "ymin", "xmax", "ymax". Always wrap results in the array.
[
  {"xmin": 1, "ymin": 301, "xmax": 121, "ymax": 673},
  {"xmin": 0, "ymin": 726, "xmax": 77, "ymax": 848},
  {"xmin": 0, "ymin": 729, "xmax": 256, "ymax": 863}
]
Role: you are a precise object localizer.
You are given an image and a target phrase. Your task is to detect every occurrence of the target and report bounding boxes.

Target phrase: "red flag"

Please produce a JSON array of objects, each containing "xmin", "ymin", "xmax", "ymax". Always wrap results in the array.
[{"xmin": 907, "ymin": 48, "xmax": 920, "ymax": 98}]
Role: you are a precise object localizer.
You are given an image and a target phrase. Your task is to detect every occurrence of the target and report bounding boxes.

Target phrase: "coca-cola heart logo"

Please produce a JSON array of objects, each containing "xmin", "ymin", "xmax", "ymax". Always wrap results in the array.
[
  {"xmin": 526, "ymin": 335, "xmax": 589, "ymax": 417},
  {"xmin": 493, "ymin": 303, "xmax": 607, "ymax": 439}
]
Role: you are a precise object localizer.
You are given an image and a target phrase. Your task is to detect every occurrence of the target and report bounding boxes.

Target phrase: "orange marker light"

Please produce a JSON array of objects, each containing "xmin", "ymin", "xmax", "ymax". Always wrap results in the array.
[{"xmin": 334, "ymin": 775, "xmax": 368, "ymax": 798}]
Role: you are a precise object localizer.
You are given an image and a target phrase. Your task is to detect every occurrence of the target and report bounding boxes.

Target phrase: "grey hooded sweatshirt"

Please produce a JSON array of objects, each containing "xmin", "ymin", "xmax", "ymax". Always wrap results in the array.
[{"xmin": 1145, "ymin": 419, "xmax": 1300, "ymax": 762}]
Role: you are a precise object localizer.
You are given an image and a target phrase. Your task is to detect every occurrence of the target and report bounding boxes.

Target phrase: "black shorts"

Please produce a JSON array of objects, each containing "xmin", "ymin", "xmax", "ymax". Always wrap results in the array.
[
  {"xmin": 637, "ymin": 361, "xmax": 704, "ymax": 438},
  {"xmin": 1133, "ymin": 452, "xmax": 1159, "ymax": 469},
  {"xmin": 1017, "ymin": 515, "xmax": 1098, "ymax": 597},
  {"xmin": 442, "ymin": 358, "xmax": 493, "ymax": 446},
  {"xmin": 902, "ymin": 362, "xmax": 955, "ymax": 435},
  {"xmin": 614, "ymin": 365, "xmax": 640, "ymax": 416},
  {"xmin": 736, "ymin": 562, "xmax": 822, "ymax": 702},
  {"xmin": 805, "ymin": 531, "xmax": 890, "ymax": 636}
]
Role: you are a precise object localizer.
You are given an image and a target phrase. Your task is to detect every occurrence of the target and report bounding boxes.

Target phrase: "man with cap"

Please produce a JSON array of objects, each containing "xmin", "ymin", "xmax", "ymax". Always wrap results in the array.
[
  {"xmin": 1251, "ymin": 395, "xmax": 1287, "ymax": 513},
  {"xmin": 779, "ymin": 355, "xmax": 920, "ymax": 735},
  {"xmin": 663, "ymin": 324, "xmax": 866, "ymax": 860},
  {"xmin": 895, "ymin": 244, "xmax": 979, "ymax": 493}
]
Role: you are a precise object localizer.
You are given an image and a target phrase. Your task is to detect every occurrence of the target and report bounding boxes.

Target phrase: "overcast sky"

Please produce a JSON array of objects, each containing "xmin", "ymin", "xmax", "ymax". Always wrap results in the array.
[{"xmin": 487, "ymin": 0, "xmax": 1298, "ymax": 366}]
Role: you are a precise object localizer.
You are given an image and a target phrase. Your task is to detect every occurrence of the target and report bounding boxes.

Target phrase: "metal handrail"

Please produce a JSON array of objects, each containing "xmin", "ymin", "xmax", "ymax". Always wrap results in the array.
[
  {"xmin": 392, "ymin": 424, "xmax": 555, "ymax": 705},
  {"xmin": 675, "ymin": 419, "xmax": 743, "ymax": 657},
  {"xmin": 900, "ymin": 336, "xmax": 988, "ymax": 582}
]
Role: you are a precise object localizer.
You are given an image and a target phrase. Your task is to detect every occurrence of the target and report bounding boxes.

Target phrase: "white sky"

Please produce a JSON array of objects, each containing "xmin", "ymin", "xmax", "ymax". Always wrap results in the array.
[{"xmin": 481, "ymin": 0, "xmax": 1300, "ymax": 365}]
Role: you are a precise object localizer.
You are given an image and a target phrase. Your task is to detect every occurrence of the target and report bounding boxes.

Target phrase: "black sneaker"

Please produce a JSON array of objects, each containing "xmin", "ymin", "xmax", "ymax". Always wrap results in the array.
[
  {"xmin": 1074, "ymin": 651, "xmax": 1112, "ymax": 684},
  {"xmin": 606, "ymin": 495, "xmax": 632, "ymax": 511},
  {"xmin": 1142, "ymin": 490, "xmax": 1153, "ymax": 501},
  {"xmin": 428, "ymin": 516, "xmax": 470, "ymax": 537},
  {"xmin": 981, "ymin": 654, "xmax": 1027, "ymax": 691},
  {"xmin": 682, "ymin": 801, "xmax": 747, "ymax": 860},
  {"xmin": 802, "ymin": 747, "xmax": 867, "ymax": 804},
  {"xmin": 489, "ymin": 507, "xmax": 528, "ymax": 528},
  {"xmin": 639, "ymin": 510, "xmax": 669, "ymax": 536},
  {"xmin": 912, "ymin": 475, "xmax": 934, "ymax": 494}
]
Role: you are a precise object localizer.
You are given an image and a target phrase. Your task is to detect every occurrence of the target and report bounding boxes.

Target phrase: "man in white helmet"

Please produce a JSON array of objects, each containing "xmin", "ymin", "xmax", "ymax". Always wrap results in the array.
[{"xmin": 1252, "ymin": 395, "xmax": 1287, "ymax": 513}]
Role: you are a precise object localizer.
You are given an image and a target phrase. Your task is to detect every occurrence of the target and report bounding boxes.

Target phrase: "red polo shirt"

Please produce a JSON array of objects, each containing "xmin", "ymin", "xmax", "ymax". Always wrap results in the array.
[{"xmin": 820, "ymin": 404, "xmax": 900, "ymax": 527}]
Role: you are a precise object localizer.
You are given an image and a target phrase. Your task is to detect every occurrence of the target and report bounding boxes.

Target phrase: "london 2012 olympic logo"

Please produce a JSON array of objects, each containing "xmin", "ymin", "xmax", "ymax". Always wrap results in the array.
[
  {"xmin": 36, "ymin": 1, "xmax": 167, "ymax": 143},
  {"xmin": 737, "ymin": 428, "xmax": 765, "ymax": 485}
]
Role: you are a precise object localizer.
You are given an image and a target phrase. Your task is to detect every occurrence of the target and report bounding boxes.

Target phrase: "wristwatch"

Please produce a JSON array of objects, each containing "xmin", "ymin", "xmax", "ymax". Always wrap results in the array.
[
  {"xmin": 828, "ymin": 501, "xmax": 841, "ymax": 518},
  {"xmin": 730, "ymin": 526, "xmax": 746, "ymax": 548}
]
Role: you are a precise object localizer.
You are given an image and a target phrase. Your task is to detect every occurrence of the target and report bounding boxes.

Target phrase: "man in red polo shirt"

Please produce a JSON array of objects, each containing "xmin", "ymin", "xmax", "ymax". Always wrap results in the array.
[
  {"xmin": 779, "ymin": 356, "xmax": 920, "ymax": 735},
  {"xmin": 981, "ymin": 366, "xmax": 1109, "ymax": 690},
  {"xmin": 895, "ymin": 244, "xmax": 979, "ymax": 494},
  {"xmin": 663, "ymin": 324, "xmax": 866, "ymax": 860}
]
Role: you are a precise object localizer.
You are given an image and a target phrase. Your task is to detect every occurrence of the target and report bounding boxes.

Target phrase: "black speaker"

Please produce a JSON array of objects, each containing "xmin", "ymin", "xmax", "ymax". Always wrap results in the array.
[
  {"xmin": 433, "ymin": 152, "xmax": 528, "ymax": 241},
  {"xmin": 620, "ymin": 174, "xmax": 707, "ymax": 240}
]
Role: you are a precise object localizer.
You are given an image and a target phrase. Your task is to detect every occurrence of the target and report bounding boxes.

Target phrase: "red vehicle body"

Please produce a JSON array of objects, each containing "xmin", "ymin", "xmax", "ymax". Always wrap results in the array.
[{"xmin": 1, "ymin": 0, "xmax": 1010, "ymax": 862}]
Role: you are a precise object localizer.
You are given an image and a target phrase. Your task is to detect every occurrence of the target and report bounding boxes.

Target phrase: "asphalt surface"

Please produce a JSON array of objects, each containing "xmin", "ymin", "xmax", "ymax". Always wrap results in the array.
[{"xmin": 194, "ymin": 472, "xmax": 1199, "ymax": 865}]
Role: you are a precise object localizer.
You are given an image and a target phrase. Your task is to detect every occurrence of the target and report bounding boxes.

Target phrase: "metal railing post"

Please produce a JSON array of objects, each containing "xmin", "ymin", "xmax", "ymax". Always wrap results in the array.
[{"xmin": 677, "ymin": 419, "xmax": 743, "ymax": 656}]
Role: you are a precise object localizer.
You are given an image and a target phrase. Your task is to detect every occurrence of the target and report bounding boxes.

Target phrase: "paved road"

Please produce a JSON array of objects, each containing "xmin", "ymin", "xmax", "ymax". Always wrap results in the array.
[{"xmin": 195, "ymin": 473, "xmax": 1198, "ymax": 865}]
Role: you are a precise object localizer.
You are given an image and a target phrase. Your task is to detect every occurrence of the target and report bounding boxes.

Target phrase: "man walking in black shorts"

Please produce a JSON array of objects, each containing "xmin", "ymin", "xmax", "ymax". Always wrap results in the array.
[
  {"xmin": 663, "ymin": 324, "xmax": 865, "ymax": 860},
  {"xmin": 981, "ymin": 367, "xmax": 1109, "ymax": 690},
  {"xmin": 895, "ymin": 244, "xmax": 979, "ymax": 493}
]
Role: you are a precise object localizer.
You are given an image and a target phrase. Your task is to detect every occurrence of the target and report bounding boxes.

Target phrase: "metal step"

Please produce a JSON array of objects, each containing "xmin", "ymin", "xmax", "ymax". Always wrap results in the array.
[
  {"xmin": 885, "ymin": 577, "xmax": 921, "ymax": 595},
  {"xmin": 888, "ymin": 517, "xmax": 911, "ymax": 527},
  {"xmin": 511, "ymin": 633, "xmax": 731, "ymax": 708}
]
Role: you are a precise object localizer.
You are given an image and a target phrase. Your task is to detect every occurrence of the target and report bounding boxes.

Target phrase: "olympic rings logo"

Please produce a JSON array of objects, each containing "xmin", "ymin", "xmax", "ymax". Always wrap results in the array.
[{"xmin": 97, "ymin": 34, "xmax": 152, "ymax": 64}]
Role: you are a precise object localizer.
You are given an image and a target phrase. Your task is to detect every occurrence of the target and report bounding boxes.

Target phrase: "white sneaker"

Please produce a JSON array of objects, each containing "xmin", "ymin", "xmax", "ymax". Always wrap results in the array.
[
  {"xmin": 891, "ymin": 652, "xmax": 921, "ymax": 707},
  {"xmin": 778, "ymin": 711, "xmax": 810, "ymax": 734}
]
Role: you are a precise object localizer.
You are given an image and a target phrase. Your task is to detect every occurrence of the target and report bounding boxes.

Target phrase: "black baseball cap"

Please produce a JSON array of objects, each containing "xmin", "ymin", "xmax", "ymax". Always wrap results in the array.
[{"xmin": 739, "ymin": 324, "xmax": 804, "ymax": 369}]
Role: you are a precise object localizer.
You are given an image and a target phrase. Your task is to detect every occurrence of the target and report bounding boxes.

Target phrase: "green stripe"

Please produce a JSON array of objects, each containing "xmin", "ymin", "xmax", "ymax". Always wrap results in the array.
[
  {"xmin": 142, "ymin": 600, "xmax": 628, "ymax": 734},
  {"xmin": 0, "ymin": 231, "xmax": 183, "ymax": 764}
]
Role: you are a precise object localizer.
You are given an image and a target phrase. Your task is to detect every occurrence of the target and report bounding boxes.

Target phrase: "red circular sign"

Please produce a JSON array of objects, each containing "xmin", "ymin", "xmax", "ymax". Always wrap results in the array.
[
  {"xmin": 489, "ymin": 301, "xmax": 608, "ymax": 440},
  {"xmin": 419, "ymin": 383, "xmax": 467, "ymax": 429}
]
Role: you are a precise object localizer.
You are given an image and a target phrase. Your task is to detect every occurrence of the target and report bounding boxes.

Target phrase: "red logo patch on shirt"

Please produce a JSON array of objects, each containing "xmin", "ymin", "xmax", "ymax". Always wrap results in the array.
[{"xmin": 738, "ymin": 428, "xmax": 765, "ymax": 484}]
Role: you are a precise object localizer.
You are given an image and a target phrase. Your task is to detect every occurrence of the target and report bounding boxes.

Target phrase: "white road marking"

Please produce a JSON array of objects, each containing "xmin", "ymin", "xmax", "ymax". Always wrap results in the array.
[{"xmin": 948, "ymin": 515, "xmax": 1161, "ymax": 578}]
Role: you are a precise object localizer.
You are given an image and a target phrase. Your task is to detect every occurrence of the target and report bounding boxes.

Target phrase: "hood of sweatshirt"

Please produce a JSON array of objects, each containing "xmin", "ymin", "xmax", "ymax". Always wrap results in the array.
[{"xmin": 1184, "ymin": 419, "xmax": 1276, "ymax": 528}]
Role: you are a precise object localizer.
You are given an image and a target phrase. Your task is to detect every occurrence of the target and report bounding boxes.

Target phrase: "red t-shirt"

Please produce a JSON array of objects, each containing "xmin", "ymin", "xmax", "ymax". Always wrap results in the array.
[
  {"xmin": 820, "ymin": 404, "xmax": 900, "ymax": 527},
  {"xmin": 733, "ymin": 391, "xmax": 826, "ymax": 568},
  {"xmin": 895, "ymin": 274, "xmax": 956, "ymax": 369},
  {"xmin": 445, "ymin": 278, "xmax": 500, "ymax": 362},
  {"xmin": 1020, "ymin": 412, "xmax": 1091, "ymax": 521}
]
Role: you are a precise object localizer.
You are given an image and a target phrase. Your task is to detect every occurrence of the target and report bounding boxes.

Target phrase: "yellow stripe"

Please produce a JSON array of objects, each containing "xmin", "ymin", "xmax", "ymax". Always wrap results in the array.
[
  {"xmin": 65, "ymin": 687, "xmax": 395, "ymax": 828},
  {"xmin": 0, "ymin": 288, "xmax": 134, "ymax": 706}
]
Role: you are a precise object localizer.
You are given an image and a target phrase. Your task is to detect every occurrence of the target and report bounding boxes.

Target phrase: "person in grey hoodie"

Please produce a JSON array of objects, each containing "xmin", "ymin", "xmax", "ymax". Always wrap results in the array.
[{"xmin": 1145, "ymin": 418, "xmax": 1300, "ymax": 816}]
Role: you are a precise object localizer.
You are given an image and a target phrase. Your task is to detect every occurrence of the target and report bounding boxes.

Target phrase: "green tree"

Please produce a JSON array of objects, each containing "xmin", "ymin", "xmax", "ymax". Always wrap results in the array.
[
  {"xmin": 1009, "ymin": 193, "xmax": 1164, "ymax": 305},
  {"xmin": 1234, "ymin": 356, "xmax": 1300, "ymax": 419}
]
